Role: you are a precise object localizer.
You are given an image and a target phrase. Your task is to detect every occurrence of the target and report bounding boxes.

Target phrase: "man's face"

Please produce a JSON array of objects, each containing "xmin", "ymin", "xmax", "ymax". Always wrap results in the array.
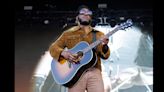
[{"xmin": 78, "ymin": 8, "xmax": 92, "ymax": 25}]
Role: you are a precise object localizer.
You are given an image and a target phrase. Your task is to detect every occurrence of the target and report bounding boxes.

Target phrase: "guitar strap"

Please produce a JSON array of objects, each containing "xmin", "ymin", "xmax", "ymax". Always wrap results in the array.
[{"xmin": 92, "ymin": 29, "xmax": 98, "ymax": 50}]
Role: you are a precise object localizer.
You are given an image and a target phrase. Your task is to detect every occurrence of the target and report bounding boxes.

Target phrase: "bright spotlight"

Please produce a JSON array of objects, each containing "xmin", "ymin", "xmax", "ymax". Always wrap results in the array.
[{"xmin": 44, "ymin": 20, "xmax": 49, "ymax": 24}]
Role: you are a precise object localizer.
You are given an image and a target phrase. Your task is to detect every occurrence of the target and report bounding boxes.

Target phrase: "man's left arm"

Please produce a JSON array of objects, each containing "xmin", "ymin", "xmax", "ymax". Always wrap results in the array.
[{"xmin": 96, "ymin": 32, "xmax": 110, "ymax": 59}]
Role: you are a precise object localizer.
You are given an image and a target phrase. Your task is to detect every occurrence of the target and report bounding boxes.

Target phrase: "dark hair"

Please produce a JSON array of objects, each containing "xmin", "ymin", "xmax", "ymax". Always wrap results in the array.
[{"xmin": 77, "ymin": 5, "xmax": 91, "ymax": 14}]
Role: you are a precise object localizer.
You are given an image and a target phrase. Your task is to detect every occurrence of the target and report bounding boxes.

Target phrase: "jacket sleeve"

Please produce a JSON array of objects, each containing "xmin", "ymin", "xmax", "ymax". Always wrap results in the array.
[
  {"xmin": 49, "ymin": 32, "xmax": 66, "ymax": 61},
  {"xmin": 95, "ymin": 32, "xmax": 110, "ymax": 59}
]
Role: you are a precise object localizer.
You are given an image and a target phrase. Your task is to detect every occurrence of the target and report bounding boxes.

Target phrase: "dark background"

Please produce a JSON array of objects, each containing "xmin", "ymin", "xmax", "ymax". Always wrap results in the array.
[{"xmin": 15, "ymin": 0, "xmax": 152, "ymax": 11}]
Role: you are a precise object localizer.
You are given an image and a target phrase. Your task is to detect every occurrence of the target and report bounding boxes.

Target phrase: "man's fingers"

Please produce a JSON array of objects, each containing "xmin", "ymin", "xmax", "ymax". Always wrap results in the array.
[{"xmin": 68, "ymin": 54, "xmax": 77, "ymax": 62}]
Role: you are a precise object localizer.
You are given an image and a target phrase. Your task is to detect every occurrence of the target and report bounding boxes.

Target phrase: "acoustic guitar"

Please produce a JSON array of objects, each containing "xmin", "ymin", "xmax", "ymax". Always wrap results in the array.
[{"xmin": 51, "ymin": 19, "xmax": 133, "ymax": 87}]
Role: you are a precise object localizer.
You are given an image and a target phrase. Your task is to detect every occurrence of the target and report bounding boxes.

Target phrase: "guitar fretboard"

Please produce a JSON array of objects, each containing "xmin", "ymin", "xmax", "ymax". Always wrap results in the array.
[
  {"xmin": 82, "ymin": 19, "xmax": 132, "ymax": 53},
  {"xmin": 83, "ymin": 26, "xmax": 120, "ymax": 53}
]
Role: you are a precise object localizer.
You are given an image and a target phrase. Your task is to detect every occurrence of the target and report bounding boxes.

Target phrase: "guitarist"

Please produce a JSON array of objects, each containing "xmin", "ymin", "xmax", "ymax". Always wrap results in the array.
[{"xmin": 49, "ymin": 5, "xmax": 111, "ymax": 92}]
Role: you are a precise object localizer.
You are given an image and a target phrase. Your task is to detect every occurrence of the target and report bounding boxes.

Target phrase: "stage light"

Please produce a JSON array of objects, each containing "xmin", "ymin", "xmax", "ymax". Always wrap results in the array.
[
  {"xmin": 24, "ymin": 6, "xmax": 33, "ymax": 10},
  {"xmin": 31, "ymin": 51, "xmax": 53, "ymax": 92},
  {"xmin": 44, "ymin": 20, "xmax": 49, "ymax": 24},
  {"xmin": 34, "ymin": 51, "xmax": 52, "ymax": 77},
  {"xmin": 119, "ymin": 17, "xmax": 125, "ymax": 21},
  {"xmin": 98, "ymin": 4, "xmax": 107, "ymax": 8}
]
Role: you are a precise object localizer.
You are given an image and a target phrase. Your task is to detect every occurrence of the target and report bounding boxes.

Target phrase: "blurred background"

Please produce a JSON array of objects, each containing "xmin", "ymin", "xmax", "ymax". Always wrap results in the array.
[{"xmin": 15, "ymin": 0, "xmax": 153, "ymax": 92}]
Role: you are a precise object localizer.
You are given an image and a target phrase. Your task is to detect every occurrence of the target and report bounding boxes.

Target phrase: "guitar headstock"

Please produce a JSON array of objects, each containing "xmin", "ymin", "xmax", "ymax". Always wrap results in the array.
[{"xmin": 118, "ymin": 19, "xmax": 133, "ymax": 30}]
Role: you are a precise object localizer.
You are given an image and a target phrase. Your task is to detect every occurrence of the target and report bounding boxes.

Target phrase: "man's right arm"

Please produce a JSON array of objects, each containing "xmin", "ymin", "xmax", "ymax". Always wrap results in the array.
[
  {"xmin": 49, "ymin": 32, "xmax": 79, "ymax": 63},
  {"xmin": 49, "ymin": 32, "xmax": 66, "ymax": 61}
]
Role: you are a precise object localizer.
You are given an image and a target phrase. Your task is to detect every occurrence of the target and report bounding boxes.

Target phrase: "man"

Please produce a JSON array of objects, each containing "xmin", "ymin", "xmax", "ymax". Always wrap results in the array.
[{"xmin": 49, "ymin": 5, "xmax": 110, "ymax": 92}]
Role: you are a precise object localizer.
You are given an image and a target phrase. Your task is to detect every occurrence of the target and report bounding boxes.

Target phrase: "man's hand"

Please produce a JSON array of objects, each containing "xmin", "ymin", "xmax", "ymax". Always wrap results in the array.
[
  {"xmin": 61, "ymin": 51, "xmax": 78, "ymax": 63},
  {"xmin": 100, "ymin": 35, "xmax": 109, "ymax": 45}
]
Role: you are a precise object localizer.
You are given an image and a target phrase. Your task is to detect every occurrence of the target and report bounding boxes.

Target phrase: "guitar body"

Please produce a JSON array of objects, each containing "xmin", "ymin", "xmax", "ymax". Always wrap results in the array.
[{"xmin": 51, "ymin": 41, "xmax": 97, "ymax": 87}]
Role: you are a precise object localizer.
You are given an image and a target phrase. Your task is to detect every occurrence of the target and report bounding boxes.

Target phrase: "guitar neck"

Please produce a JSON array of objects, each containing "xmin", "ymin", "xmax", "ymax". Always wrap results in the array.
[
  {"xmin": 83, "ymin": 19, "xmax": 133, "ymax": 53},
  {"xmin": 83, "ymin": 26, "xmax": 120, "ymax": 53}
]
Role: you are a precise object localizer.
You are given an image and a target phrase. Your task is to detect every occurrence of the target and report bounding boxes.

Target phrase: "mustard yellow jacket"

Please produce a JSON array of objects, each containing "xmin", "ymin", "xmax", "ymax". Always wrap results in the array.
[{"xmin": 49, "ymin": 26, "xmax": 110, "ymax": 71}]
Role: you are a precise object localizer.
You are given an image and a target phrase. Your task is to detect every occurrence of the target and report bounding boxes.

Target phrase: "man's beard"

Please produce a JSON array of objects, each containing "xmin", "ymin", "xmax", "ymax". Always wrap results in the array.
[{"xmin": 78, "ymin": 18, "xmax": 91, "ymax": 26}]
